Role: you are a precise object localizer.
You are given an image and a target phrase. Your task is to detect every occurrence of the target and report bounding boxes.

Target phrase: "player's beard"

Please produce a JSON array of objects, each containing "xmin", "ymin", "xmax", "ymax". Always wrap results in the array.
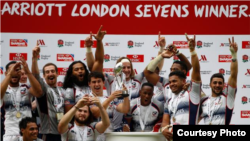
[
  {"xmin": 75, "ymin": 116, "xmax": 91, "ymax": 125},
  {"xmin": 71, "ymin": 75, "xmax": 85, "ymax": 87},
  {"xmin": 211, "ymin": 88, "xmax": 223, "ymax": 96}
]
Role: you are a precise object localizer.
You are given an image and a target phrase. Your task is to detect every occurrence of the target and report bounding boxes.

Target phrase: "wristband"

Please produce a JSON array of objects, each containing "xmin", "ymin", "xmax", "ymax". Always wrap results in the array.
[
  {"xmin": 86, "ymin": 47, "xmax": 92, "ymax": 53},
  {"xmin": 190, "ymin": 50, "xmax": 197, "ymax": 56},
  {"xmin": 160, "ymin": 125, "xmax": 170, "ymax": 132}
]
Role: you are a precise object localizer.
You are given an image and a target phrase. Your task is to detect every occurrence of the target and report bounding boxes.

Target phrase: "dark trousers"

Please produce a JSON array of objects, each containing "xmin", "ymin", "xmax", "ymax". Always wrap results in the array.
[{"xmin": 42, "ymin": 134, "xmax": 61, "ymax": 141}]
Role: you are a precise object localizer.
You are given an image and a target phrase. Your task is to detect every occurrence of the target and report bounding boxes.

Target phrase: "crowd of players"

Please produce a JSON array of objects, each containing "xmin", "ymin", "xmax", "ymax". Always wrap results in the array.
[{"xmin": 1, "ymin": 25, "xmax": 238, "ymax": 141}]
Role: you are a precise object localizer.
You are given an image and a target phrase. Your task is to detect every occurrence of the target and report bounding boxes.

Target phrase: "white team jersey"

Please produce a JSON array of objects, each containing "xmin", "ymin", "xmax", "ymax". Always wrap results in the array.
[
  {"xmin": 64, "ymin": 86, "xmax": 92, "ymax": 105},
  {"xmin": 164, "ymin": 81, "xmax": 201, "ymax": 125},
  {"xmin": 18, "ymin": 137, "xmax": 43, "ymax": 141},
  {"xmin": 141, "ymin": 76, "xmax": 169, "ymax": 104},
  {"xmin": 128, "ymin": 98, "xmax": 164, "ymax": 132},
  {"xmin": 104, "ymin": 73, "xmax": 143, "ymax": 131},
  {"xmin": 1, "ymin": 84, "xmax": 32, "ymax": 136},
  {"xmin": 199, "ymin": 85, "xmax": 236, "ymax": 125},
  {"xmin": 61, "ymin": 122, "xmax": 97, "ymax": 141}
]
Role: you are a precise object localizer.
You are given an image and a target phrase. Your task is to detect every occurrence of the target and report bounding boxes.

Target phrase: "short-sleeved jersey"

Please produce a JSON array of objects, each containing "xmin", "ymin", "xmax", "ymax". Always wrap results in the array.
[
  {"xmin": 35, "ymin": 74, "xmax": 65, "ymax": 134},
  {"xmin": 64, "ymin": 86, "xmax": 92, "ymax": 105},
  {"xmin": 199, "ymin": 85, "xmax": 236, "ymax": 125},
  {"xmin": 61, "ymin": 122, "xmax": 97, "ymax": 141},
  {"xmin": 1, "ymin": 84, "xmax": 32, "ymax": 136},
  {"xmin": 141, "ymin": 75, "xmax": 169, "ymax": 104},
  {"xmin": 127, "ymin": 98, "xmax": 164, "ymax": 132},
  {"xmin": 164, "ymin": 81, "xmax": 201, "ymax": 125}
]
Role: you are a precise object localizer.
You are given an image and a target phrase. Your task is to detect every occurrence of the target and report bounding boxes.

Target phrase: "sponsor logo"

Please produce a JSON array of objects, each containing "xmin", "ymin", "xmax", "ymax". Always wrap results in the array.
[
  {"xmin": 197, "ymin": 40, "xmax": 202, "ymax": 48},
  {"xmin": 104, "ymin": 54, "xmax": 110, "ymax": 62},
  {"xmin": 57, "ymin": 54, "xmax": 74, "ymax": 62},
  {"xmin": 242, "ymin": 41, "xmax": 250, "ymax": 49},
  {"xmin": 173, "ymin": 41, "xmax": 188, "ymax": 49},
  {"xmin": 128, "ymin": 40, "xmax": 134, "ymax": 48},
  {"xmin": 110, "ymin": 56, "xmax": 122, "ymax": 61},
  {"xmin": 202, "ymin": 84, "xmax": 210, "ymax": 89},
  {"xmin": 242, "ymin": 55, "xmax": 249, "ymax": 63},
  {"xmin": 57, "ymin": 81, "xmax": 63, "ymax": 87},
  {"xmin": 241, "ymin": 111, "xmax": 250, "ymax": 118},
  {"xmin": 197, "ymin": 41, "xmax": 213, "ymax": 48},
  {"xmin": 9, "ymin": 53, "xmax": 27, "ymax": 61},
  {"xmin": 128, "ymin": 40, "xmax": 144, "ymax": 48},
  {"xmin": 199, "ymin": 55, "xmax": 209, "ymax": 62},
  {"xmin": 153, "ymin": 41, "xmax": 159, "ymax": 48},
  {"xmin": 58, "ymin": 39, "xmax": 64, "ymax": 47},
  {"xmin": 242, "ymin": 85, "xmax": 250, "ymax": 89},
  {"xmin": 220, "ymin": 43, "xmax": 230, "ymax": 47},
  {"xmin": 58, "ymin": 39, "xmax": 75, "ymax": 47},
  {"xmin": 245, "ymin": 69, "xmax": 250, "ymax": 76},
  {"xmin": 200, "ymin": 70, "xmax": 212, "ymax": 75},
  {"xmin": 0, "ymin": 40, "xmax": 3, "ymax": 45},
  {"xmin": 80, "ymin": 40, "xmax": 97, "ymax": 48},
  {"xmin": 39, "ymin": 55, "xmax": 51, "ymax": 60},
  {"xmin": 104, "ymin": 42, "xmax": 120, "ymax": 46},
  {"xmin": 58, "ymin": 68, "xmax": 68, "ymax": 75},
  {"xmin": 126, "ymin": 55, "xmax": 144, "ymax": 62},
  {"xmin": 10, "ymin": 39, "xmax": 28, "ymax": 47},
  {"xmin": 37, "ymin": 39, "xmax": 47, "ymax": 47},
  {"xmin": 242, "ymin": 96, "xmax": 248, "ymax": 104},
  {"xmin": 0, "ymin": 67, "xmax": 3, "ymax": 74},
  {"xmin": 219, "ymin": 55, "xmax": 232, "ymax": 62},
  {"xmin": 152, "ymin": 111, "xmax": 158, "ymax": 117},
  {"xmin": 219, "ymin": 68, "xmax": 230, "ymax": 75},
  {"xmin": 103, "ymin": 68, "xmax": 114, "ymax": 76}
]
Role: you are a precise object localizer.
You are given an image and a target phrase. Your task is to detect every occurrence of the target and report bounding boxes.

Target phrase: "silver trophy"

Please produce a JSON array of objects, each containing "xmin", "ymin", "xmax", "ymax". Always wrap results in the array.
[{"xmin": 114, "ymin": 62, "xmax": 129, "ymax": 97}]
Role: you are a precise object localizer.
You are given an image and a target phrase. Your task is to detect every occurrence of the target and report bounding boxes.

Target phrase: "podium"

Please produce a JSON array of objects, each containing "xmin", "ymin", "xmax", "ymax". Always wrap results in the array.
[{"xmin": 105, "ymin": 132, "xmax": 166, "ymax": 141}]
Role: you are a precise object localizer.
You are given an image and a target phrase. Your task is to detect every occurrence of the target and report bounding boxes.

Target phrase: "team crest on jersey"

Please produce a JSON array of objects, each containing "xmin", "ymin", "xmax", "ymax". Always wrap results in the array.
[
  {"xmin": 131, "ymin": 81, "xmax": 136, "ymax": 89},
  {"xmin": 152, "ymin": 111, "xmax": 158, "ymax": 117},
  {"xmin": 20, "ymin": 88, "xmax": 27, "ymax": 94},
  {"xmin": 87, "ymin": 129, "xmax": 92, "ymax": 136},
  {"xmin": 70, "ymin": 129, "xmax": 76, "ymax": 134}
]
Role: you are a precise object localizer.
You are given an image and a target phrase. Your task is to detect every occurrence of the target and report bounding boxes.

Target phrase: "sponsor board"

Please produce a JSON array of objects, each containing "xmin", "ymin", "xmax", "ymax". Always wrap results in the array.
[
  {"xmin": 10, "ymin": 39, "xmax": 28, "ymax": 47},
  {"xmin": 57, "ymin": 54, "xmax": 74, "ymax": 61},
  {"xmin": 126, "ymin": 54, "xmax": 144, "ymax": 62},
  {"xmin": 9, "ymin": 53, "xmax": 27, "ymax": 61}
]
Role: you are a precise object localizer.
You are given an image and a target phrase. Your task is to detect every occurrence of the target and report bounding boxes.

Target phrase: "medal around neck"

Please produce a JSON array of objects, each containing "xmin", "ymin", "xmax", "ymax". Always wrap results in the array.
[
  {"xmin": 16, "ymin": 111, "xmax": 21, "ymax": 118},
  {"xmin": 114, "ymin": 62, "xmax": 129, "ymax": 98}
]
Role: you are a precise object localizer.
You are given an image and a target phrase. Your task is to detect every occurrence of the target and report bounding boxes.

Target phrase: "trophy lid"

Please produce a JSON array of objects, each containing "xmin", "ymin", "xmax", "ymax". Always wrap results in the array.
[{"xmin": 114, "ymin": 62, "xmax": 123, "ymax": 75}]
